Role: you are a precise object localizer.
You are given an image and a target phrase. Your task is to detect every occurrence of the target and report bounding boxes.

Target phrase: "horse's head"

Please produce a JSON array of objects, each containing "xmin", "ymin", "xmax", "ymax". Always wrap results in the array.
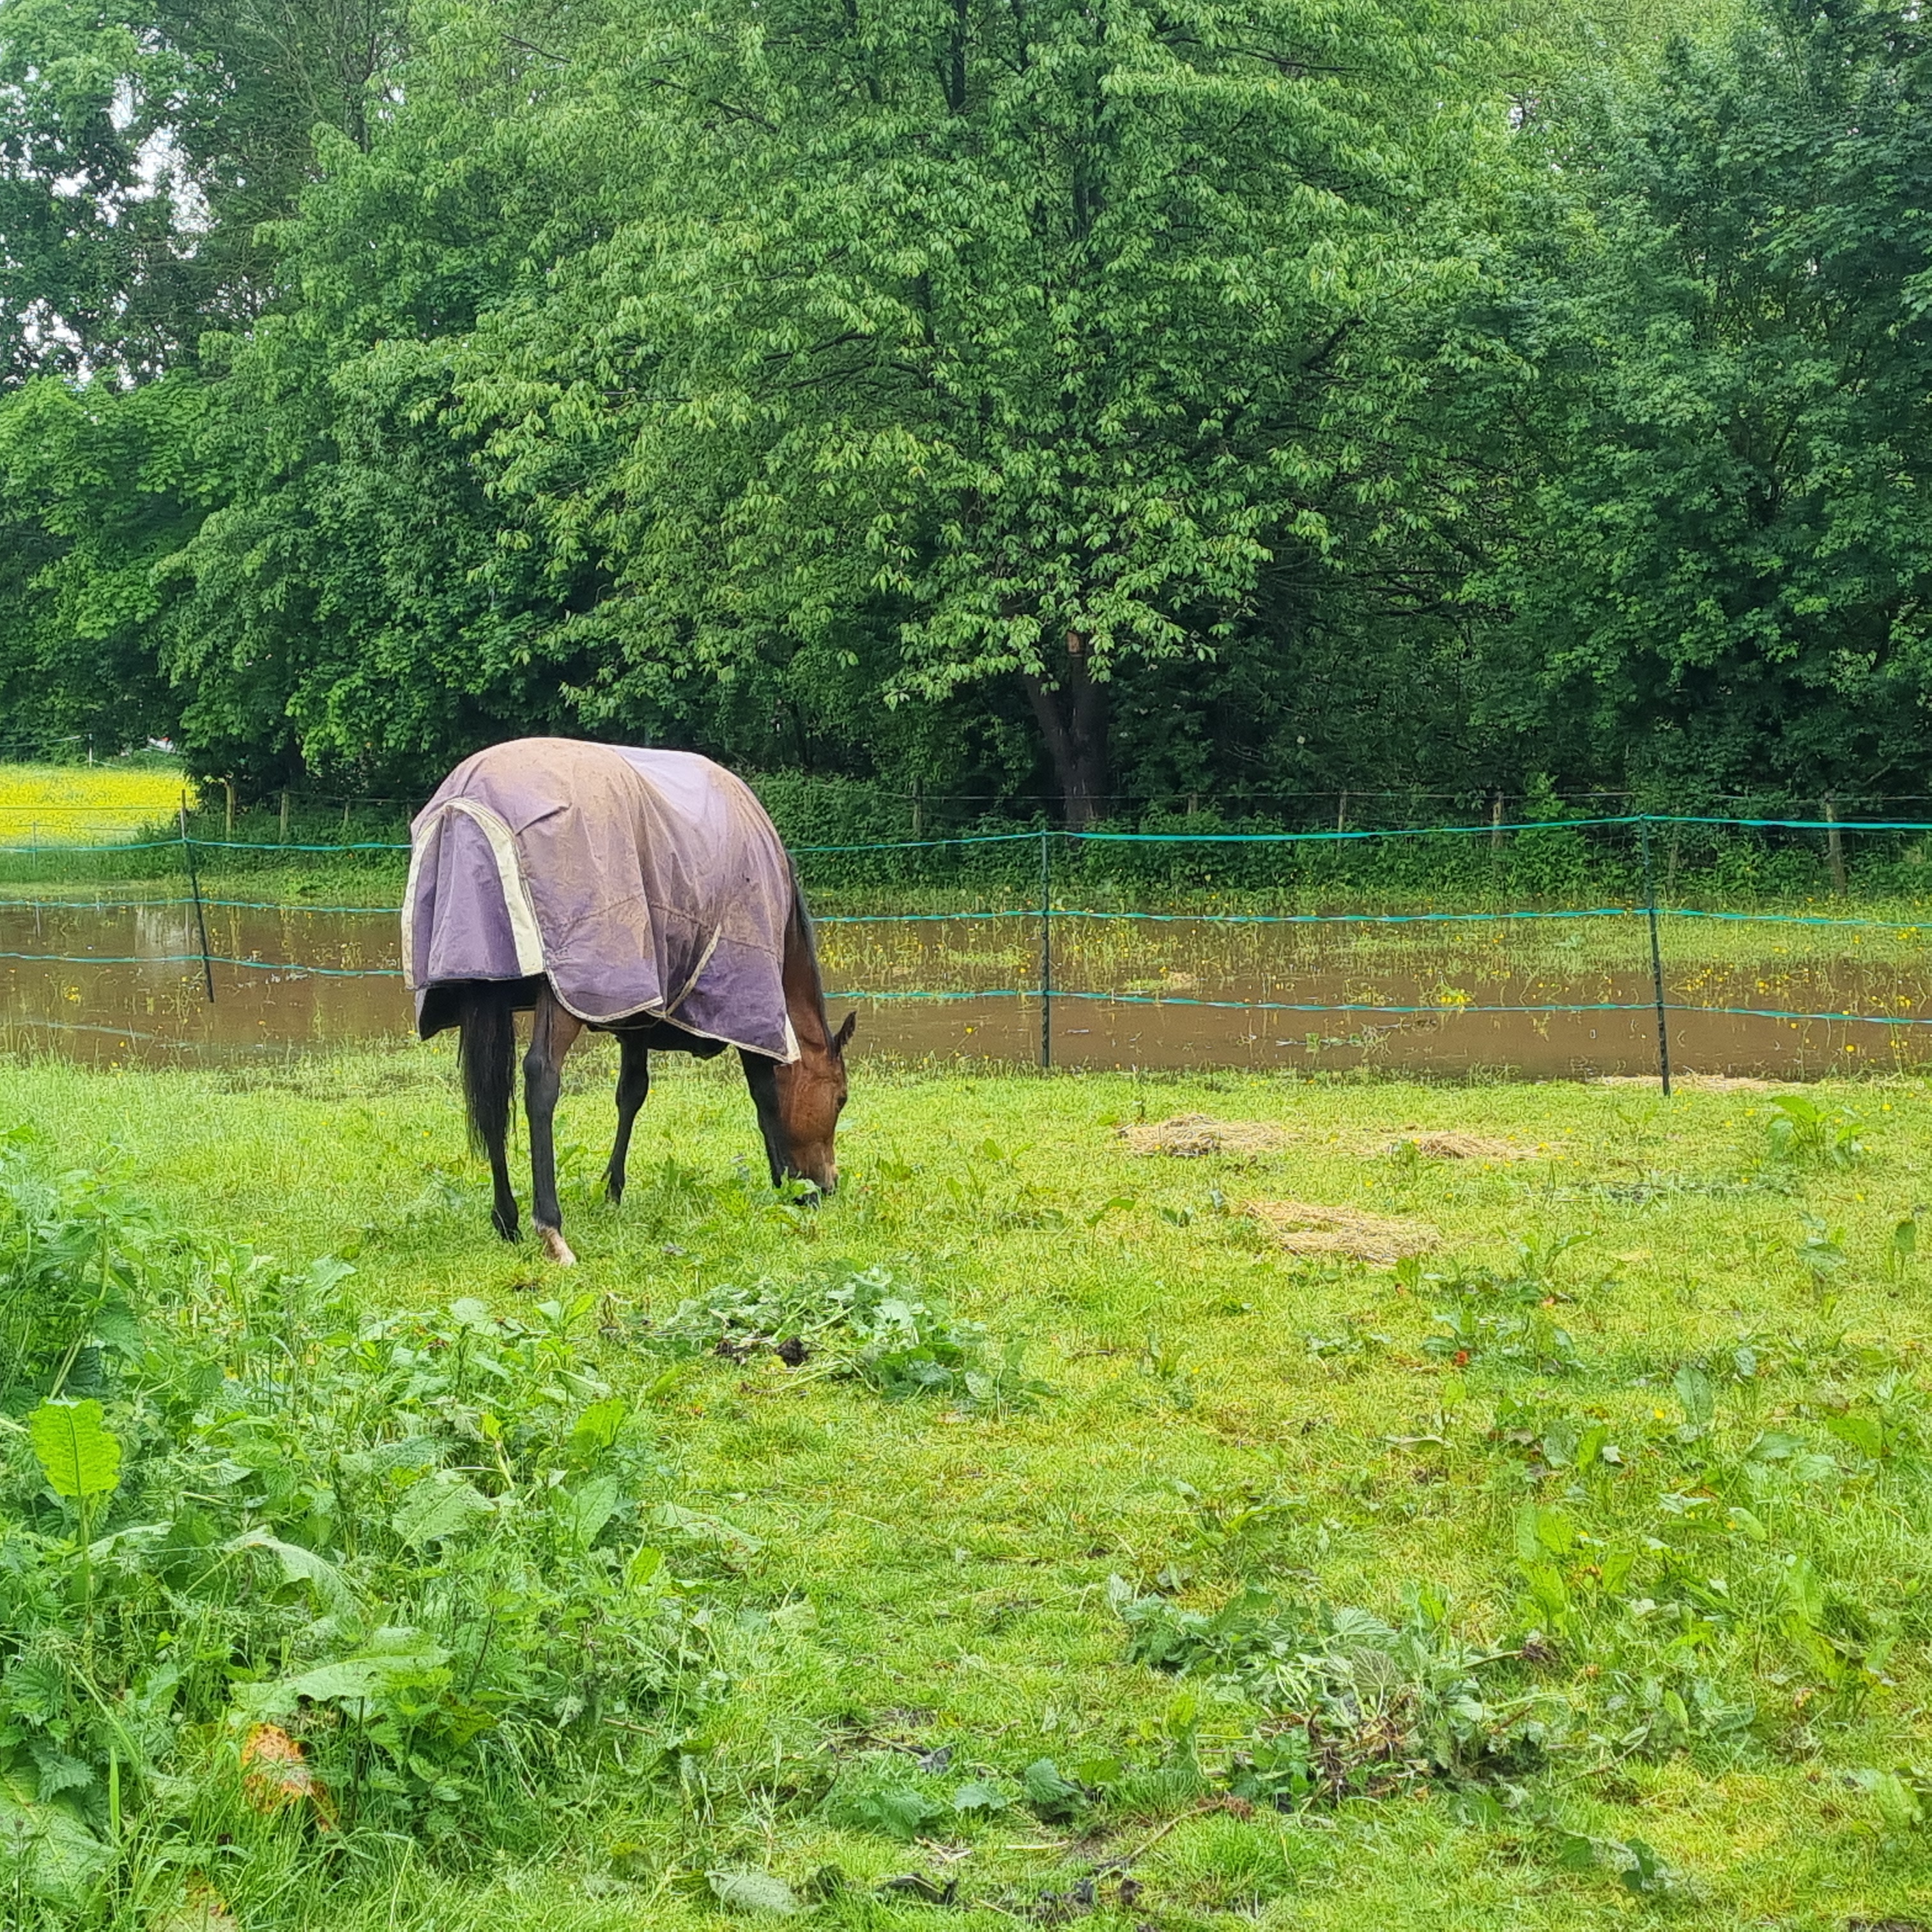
[{"xmin": 765, "ymin": 1009, "xmax": 855, "ymax": 1193}]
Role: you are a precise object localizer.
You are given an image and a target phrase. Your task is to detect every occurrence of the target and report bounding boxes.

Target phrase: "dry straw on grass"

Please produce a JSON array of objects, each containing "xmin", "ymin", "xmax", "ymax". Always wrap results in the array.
[
  {"xmin": 1382, "ymin": 1130, "xmax": 1548, "ymax": 1162},
  {"xmin": 1117, "ymin": 1113, "xmax": 1290, "ymax": 1158},
  {"xmin": 1121, "ymin": 1113, "xmax": 1554, "ymax": 1165},
  {"xmin": 1245, "ymin": 1199, "xmax": 1441, "ymax": 1263}
]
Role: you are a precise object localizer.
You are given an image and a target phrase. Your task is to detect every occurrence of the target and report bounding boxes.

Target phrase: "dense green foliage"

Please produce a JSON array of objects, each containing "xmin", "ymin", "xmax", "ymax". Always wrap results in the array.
[{"xmin": 1, "ymin": 0, "xmax": 1928, "ymax": 825}]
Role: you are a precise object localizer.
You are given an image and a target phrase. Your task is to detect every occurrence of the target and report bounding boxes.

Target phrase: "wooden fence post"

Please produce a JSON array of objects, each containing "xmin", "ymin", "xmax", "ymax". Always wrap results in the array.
[{"xmin": 1825, "ymin": 794, "xmax": 1847, "ymax": 897}]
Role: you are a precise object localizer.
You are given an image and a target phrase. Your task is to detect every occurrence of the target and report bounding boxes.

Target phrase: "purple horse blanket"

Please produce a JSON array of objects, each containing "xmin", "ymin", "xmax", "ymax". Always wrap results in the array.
[{"xmin": 402, "ymin": 739, "xmax": 799, "ymax": 1061}]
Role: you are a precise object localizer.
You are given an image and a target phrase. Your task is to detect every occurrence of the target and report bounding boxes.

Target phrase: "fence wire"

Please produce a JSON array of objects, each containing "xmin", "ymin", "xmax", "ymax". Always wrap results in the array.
[{"xmin": 4, "ymin": 814, "xmax": 1932, "ymax": 1075}]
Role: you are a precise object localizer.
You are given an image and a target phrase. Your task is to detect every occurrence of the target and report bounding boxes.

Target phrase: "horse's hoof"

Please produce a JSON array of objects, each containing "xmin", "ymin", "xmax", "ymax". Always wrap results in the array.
[{"xmin": 539, "ymin": 1227, "xmax": 577, "ymax": 1267}]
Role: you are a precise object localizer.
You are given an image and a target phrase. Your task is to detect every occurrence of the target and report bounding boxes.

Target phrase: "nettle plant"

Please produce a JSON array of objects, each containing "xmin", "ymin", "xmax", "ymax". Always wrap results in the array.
[
  {"xmin": 0, "ymin": 1131, "xmax": 151, "ymax": 1398},
  {"xmin": 0, "ymin": 1152, "xmax": 737, "ymax": 1916}
]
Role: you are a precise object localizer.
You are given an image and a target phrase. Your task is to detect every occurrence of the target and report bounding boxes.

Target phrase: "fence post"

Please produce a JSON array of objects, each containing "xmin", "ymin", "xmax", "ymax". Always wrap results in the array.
[
  {"xmin": 1641, "ymin": 816, "xmax": 1670, "ymax": 1096},
  {"xmin": 1039, "ymin": 828, "xmax": 1053, "ymax": 1070},
  {"xmin": 1825, "ymin": 793, "xmax": 1846, "ymax": 897},
  {"xmin": 280, "ymin": 788, "xmax": 290, "ymax": 845},
  {"xmin": 180, "ymin": 796, "xmax": 215, "ymax": 1004}
]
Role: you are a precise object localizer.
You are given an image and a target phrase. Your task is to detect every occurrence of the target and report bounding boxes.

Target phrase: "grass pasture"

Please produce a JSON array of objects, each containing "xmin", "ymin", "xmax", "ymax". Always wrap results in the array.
[{"xmin": 3, "ymin": 1048, "xmax": 1931, "ymax": 1929}]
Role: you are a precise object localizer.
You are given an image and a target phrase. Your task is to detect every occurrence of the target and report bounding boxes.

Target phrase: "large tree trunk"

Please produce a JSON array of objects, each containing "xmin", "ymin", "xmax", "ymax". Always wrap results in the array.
[{"xmin": 1022, "ymin": 631, "xmax": 1110, "ymax": 829}]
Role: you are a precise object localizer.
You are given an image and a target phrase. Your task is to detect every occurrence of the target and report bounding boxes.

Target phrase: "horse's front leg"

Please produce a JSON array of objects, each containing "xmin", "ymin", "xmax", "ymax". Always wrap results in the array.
[
  {"xmin": 525, "ymin": 986, "xmax": 583, "ymax": 1264},
  {"xmin": 606, "ymin": 1031, "xmax": 651, "ymax": 1204},
  {"xmin": 739, "ymin": 1048, "xmax": 787, "ymax": 1187}
]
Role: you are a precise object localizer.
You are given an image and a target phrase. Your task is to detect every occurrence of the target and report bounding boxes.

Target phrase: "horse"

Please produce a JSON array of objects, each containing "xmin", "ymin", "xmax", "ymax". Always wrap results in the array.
[{"xmin": 403, "ymin": 739, "xmax": 855, "ymax": 1265}]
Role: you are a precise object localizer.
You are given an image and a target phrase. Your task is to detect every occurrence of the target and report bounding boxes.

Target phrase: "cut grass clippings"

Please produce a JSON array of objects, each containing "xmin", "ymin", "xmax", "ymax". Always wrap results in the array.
[
  {"xmin": 1122, "ymin": 1113, "xmax": 1553, "ymax": 1166},
  {"xmin": 1243, "ymin": 1197, "xmax": 1442, "ymax": 1261},
  {"xmin": 1117, "ymin": 1112, "xmax": 1292, "ymax": 1158}
]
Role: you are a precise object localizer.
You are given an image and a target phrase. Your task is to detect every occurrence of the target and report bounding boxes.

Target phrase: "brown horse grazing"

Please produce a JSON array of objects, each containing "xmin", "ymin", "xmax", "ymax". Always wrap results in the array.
[
  {"xmin": 403, "ymin": 738, "xmax": 855, "ymax": 1265},
  {"xmin": 450, "ymin": 885, "xmax": 854, "ymax": 1266}
]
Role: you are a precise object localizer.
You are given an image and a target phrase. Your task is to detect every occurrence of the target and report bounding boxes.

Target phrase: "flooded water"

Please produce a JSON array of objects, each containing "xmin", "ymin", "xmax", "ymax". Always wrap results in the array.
[{"xmin": 3, "ymin": 898, "xmax": 1929, "ymax": 1078}]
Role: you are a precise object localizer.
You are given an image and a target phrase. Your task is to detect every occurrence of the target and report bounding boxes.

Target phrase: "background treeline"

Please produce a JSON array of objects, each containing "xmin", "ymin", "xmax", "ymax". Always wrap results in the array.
[{"xmin": 1, "ymin": 0, "xmax": 1928, "ymax": 833}]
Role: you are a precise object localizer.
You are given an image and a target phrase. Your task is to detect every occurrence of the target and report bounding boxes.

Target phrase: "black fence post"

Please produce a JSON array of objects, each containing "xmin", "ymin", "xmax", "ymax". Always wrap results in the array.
[
  {"xmin": 180, "ymin": 796, "xmax": 215, "ymax": 1004},
  {"xmin": 1039, "ymin": 828, "xmax": 1053, "ymax": 1070},
  {"xmin": 1641, "ymin": 816, "xmax": 1670, "ymax": 1096}
]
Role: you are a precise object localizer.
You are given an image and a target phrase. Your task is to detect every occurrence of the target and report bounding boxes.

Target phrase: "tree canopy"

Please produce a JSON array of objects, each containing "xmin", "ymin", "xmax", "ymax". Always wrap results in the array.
[{"xmin": 2, "ymin": 0, "xmax": 1927, "ymax": 824}]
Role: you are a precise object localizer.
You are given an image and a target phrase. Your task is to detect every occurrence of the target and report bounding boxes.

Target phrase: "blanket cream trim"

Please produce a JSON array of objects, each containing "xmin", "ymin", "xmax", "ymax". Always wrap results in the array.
[{"xmin": 402, "ymin": 798, "xmax": 546, "ymax": 988}]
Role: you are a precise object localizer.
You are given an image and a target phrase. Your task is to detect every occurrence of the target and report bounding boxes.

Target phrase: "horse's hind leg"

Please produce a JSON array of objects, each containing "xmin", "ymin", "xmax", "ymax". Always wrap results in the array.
[
  {"xmin": 525, "ymin": 985, "xmax": 583, "ymax": 1265},
  {"xmin": 459, "ymin": 985, "xmax": 520, "ymax": 1241},
  {"xmin": 605, "ymin": 1032, "xmax": 651, "ymax": 1205}
]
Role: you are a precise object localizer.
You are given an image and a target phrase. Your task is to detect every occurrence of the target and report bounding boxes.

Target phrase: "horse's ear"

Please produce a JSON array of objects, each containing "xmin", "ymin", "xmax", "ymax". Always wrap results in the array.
[{"xmin": 832, "ymin": 1011, "xmax": 857, "ymax": 1055}]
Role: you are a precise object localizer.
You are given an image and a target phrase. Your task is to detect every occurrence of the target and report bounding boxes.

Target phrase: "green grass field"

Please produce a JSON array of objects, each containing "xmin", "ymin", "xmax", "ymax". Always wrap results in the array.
[{"xmin": 4, "ymin": 1047, "xmax": 1931, "ymax": 1928}]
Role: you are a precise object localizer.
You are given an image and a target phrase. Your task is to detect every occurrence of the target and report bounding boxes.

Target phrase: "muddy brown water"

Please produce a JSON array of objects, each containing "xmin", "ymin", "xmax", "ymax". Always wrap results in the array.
[{"xmin": 3, "ymin": 900, "xmax": 1929, "ymax": 1077}]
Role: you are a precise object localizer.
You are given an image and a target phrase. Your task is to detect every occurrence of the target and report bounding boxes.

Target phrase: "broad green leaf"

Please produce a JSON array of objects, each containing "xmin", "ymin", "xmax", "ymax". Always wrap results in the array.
[
  {"xmin": 708, "ymin": 1868, "xmax": 799, "ymax": 1915},
  {"xmin": 647, "ymin": 1501, "xmax": 762, "ymax": 1556},
  {"xmin": 29, "ymin": 1399, "xmax": 121, "ymax": 1501},
  {"xmin": 1022, "ymin": 1757, "xmax": 1084, "ymax": 1814},
  {"xmin": 27, "ymin": 1740, "xmax": 93, "ymax": 1802},
  {"xmin": 227, "ymin": 1529, "xmax": 358, "ymax": 1614},
  {"xmin": 1555, "ymin": 1832, "xmax": 1597, "ymax": 1872},
  {"xmin": 243, "ymin": 1634, "xmax": 452, "ymax": 1714},
  {"xmin": 1533, "ymin": 1507, "xmax": 1576, "ymax": 1556},
  {"xmin": 0, "ymin": 1790, "xmax": 110, "ymax": 1903},
  {"xmin": 560, "ymin": 1473, "xmax": 626, "ymax": 1550},
  {"xmin": 392, "ymin": 1475, "xmax": 492, "ymax": 1548},
  {"xmin": 1672, "ymin": 1364, "xmax": 1715, "ymax": 1428},
  {"xmin": 850, "ymin": 1785, "xmax": 944, "ymax": 1840},
  {"xmin": 567, "ymin": 1395, "xmax": 628, "ymax": 1463},
  {"xmin": 1861, "ymin": 1770, "xmax": 1924, "ymax": 1833},
  {"xmin": 951, "ymin": 1780, "xmax": 1009, "ymax": 1813},
  {"xmin": 1823, "ymin": 1412, "xmax": 1884, "ymax": 1460},
  {"xmin": 1781, "ymin": 1555, "xmax": 1827, "ymax": 1627}
]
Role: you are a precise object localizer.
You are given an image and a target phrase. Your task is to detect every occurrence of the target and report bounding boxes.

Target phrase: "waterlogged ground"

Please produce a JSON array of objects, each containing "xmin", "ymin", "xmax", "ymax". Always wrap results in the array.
[
  {"xmin": 6, "ymin": 897, "xmax": 1932, "ymax": 1077},
  {"xmin": 3, "ymin": 1050, "xmax": 1931, "ymax": 1929}
]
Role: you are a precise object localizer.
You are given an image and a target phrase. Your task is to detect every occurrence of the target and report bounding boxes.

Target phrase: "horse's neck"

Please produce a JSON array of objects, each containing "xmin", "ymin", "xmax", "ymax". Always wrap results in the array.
[{"xmin": 781, "ymin": 909, "xmax": 831, "ymax": 1055}]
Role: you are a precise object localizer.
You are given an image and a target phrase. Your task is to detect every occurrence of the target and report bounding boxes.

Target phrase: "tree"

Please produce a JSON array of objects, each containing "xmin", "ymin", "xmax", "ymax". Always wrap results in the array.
[
  {"xmin": 1464, "ymin": 0, "xmax": 1932, "ymax": 802},
  {"xmin": 0, "ymin": 0, "xmax": 406, "ymax": 382},
  {"xmin": 0, "ymin": 374, "xmax": 196, "ymax": 751},
  {"xmin": 460, "ymin": 0, "xmax": 1496, "ymax": 823}
]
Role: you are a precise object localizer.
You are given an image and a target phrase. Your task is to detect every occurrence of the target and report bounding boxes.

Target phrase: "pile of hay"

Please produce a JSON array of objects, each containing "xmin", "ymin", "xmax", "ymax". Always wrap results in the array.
[
  {"xmin": 1383, "ymin": 1130, "xmax": 1548, "ymax": 1162},
  {"xmin": 1246, "ymin": 1199, "xmax": 1441, "ymax": 1263},
  {"xmin": 1117, "ymin": 1113, "xmax": 1290, "ymax": 1159},
  {"xmin": 1119, "ymin": 1114, "xmax": 1558, "ymax": 1165}
]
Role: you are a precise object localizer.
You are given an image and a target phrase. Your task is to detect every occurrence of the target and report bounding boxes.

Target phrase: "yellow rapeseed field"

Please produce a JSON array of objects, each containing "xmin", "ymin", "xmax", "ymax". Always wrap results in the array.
[{"xmin": 0, "ymin": 759, "xmax": 188, "ymax": 843}]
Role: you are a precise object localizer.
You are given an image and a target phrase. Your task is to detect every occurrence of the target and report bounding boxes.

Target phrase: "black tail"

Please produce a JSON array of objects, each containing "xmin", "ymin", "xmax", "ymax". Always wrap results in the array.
[{"xmin": 457, "ymin": 985, "xmax": 517, "ymax": 1154}]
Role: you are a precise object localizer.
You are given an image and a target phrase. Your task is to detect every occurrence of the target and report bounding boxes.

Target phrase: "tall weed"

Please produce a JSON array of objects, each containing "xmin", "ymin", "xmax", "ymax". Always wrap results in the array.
[{"xmin": 0, "ymin": 1156, "xmax": 735, "ymax": 1920}]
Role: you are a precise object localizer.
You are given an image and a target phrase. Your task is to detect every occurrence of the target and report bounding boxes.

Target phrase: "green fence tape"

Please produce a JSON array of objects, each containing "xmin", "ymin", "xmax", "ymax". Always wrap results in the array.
[{"xmin": 1046, "ymin": 905, "xmax": 1636, "ymax": 926}]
